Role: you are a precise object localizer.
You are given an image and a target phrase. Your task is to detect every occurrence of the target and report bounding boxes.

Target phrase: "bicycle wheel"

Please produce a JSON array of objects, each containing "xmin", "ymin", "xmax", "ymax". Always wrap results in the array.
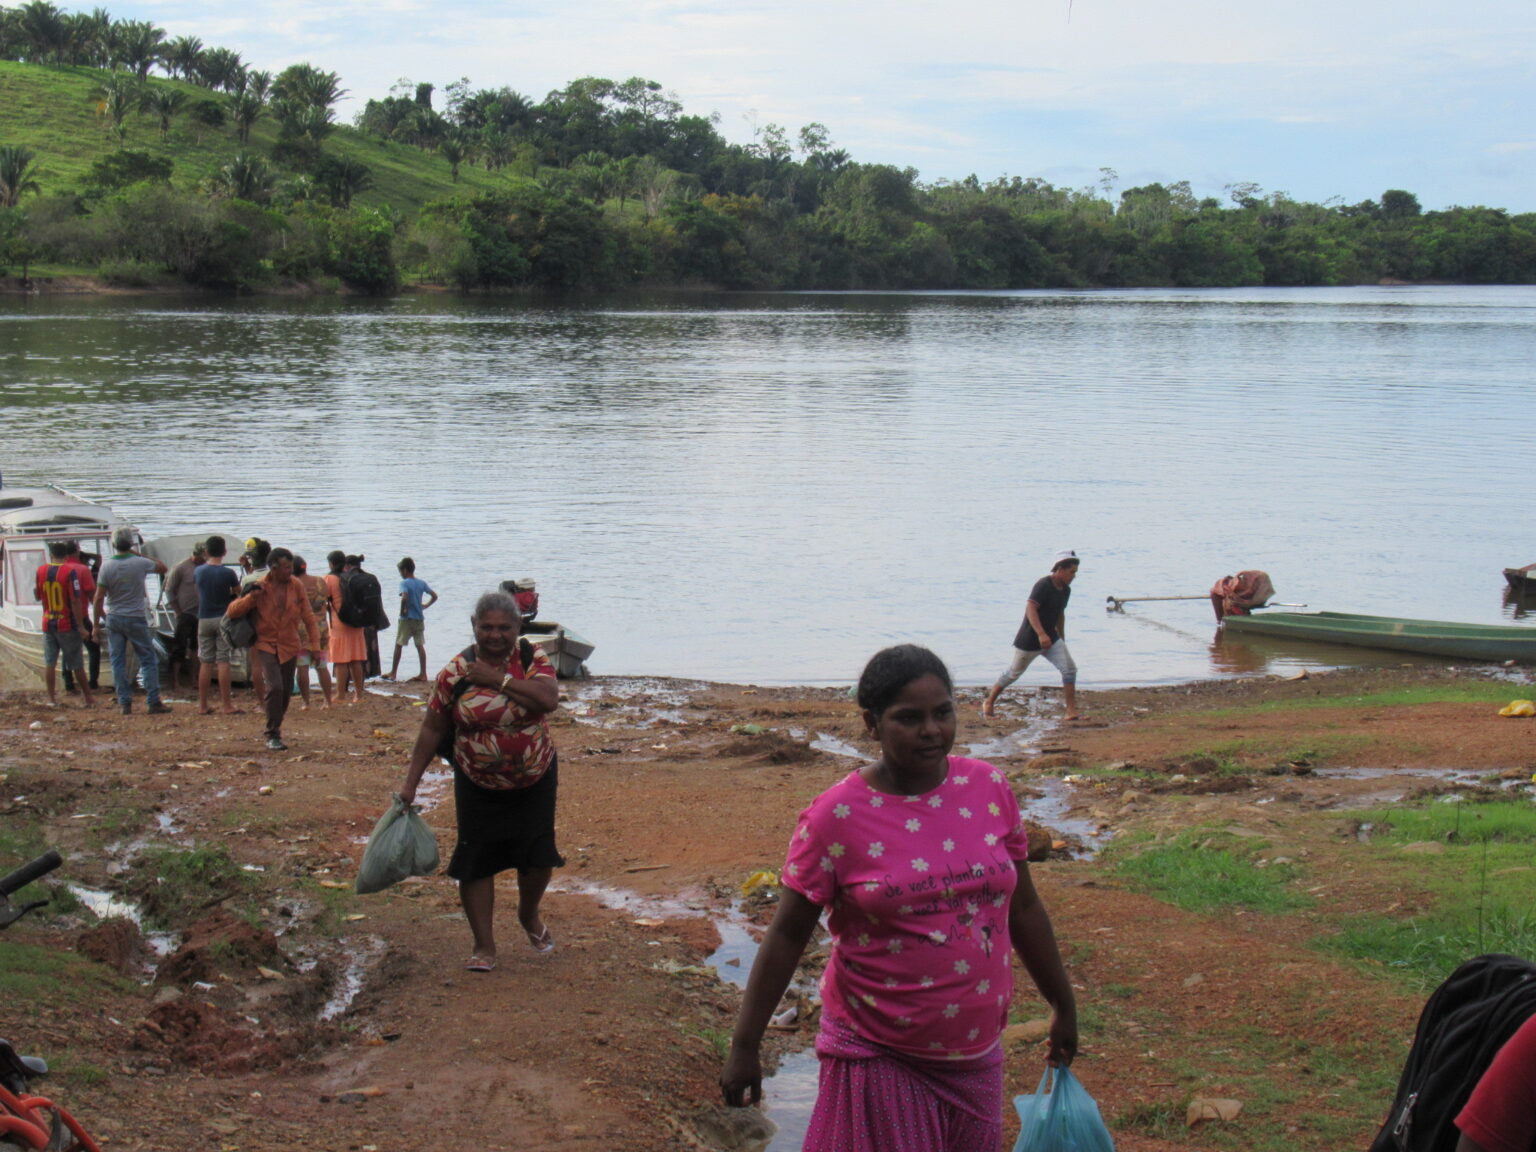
[{"xmin": 43, "ymin": 1106, "xmax": 99, "ymax": 1152}]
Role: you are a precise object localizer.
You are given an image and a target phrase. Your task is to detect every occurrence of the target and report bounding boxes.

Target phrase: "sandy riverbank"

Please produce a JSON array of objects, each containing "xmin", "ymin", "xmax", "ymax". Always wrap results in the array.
[{"xmin": 1, "ymin": 661, "xmax": 1533, "ymax": 1150}]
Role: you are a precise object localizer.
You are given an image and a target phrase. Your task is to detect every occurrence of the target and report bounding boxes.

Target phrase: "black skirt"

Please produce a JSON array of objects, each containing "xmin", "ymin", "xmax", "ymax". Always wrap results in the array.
[{"xmin": 446, "ymin": 753, "xmax": 564, "ymax": 882}]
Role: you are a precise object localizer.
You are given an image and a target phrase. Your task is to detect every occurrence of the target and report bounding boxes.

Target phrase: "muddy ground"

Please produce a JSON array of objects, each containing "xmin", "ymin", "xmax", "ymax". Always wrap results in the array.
[{"xmin": 1, "ymin": 661, "xmax": 1533, "ymax": 1151}]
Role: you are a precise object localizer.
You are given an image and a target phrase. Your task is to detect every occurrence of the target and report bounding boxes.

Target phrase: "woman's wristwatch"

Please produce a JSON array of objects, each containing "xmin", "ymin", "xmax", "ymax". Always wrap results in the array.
[{"xmin": 501, "ymin": 674, "xmax": 516, "ymax": 695}]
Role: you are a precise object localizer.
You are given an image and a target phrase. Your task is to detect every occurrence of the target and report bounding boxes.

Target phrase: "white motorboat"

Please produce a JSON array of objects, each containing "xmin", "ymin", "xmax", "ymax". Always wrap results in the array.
[{"xmin": 0, "ymin": 487, "xmax": 135, "ymax": 684}]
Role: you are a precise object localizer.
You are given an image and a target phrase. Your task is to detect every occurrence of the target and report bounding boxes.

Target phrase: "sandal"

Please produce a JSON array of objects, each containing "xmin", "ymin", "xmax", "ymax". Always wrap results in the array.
[
  {"xmin": 525, "ymin": 925, "xmax": 554, "ymax": 954},
  {"xmin": 465, "ymin": 955, "xmax": 497, "ymax": 973}
]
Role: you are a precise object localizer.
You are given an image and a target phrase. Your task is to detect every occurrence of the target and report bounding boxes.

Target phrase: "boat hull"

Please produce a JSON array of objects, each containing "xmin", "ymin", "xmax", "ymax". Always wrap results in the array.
[
  {"xmin": 1222, "ymin": 611, "xmax": 1536, "ymax": 662},
  {"xmin": 524, "ymin": 623, "xmax": 594, "ymax": 679}
]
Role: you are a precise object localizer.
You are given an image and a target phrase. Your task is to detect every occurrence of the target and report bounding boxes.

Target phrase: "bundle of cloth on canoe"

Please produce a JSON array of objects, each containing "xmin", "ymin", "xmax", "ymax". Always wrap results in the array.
[{"xmin": 1210, "ymin": 570, "xmax": 1276, "ymax": 620}]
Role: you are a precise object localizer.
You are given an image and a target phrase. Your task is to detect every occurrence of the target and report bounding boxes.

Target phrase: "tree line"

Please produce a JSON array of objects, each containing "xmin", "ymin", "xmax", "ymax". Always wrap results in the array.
[{"xmin": 2, "ymin": 0, "xmax": 1534, "ymax": 293}]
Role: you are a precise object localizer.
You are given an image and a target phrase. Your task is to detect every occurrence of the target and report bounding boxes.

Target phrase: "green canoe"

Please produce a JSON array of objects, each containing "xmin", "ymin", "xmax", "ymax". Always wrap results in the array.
[{"xmin": 1221, "ymin": 611, "xmax": 1536, "ymax": 662}]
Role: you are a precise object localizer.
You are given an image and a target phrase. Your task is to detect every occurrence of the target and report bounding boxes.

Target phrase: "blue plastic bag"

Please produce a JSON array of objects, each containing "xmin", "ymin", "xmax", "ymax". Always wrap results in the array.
[{"xmin": 1012, "ymin": 1065, "xmax": 1115, "ymax": 1152}]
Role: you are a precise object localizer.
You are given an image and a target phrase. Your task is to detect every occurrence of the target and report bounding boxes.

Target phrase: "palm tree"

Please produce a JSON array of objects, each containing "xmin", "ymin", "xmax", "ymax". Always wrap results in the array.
[
  {"xmin": 164, "ymin": 35, "xmax": 202, "ymax": 81},
  {"xmin": 228, "ymin": 90, "xmax": 265, "ymax": 144},
  {"xmin": 245, "ymin": 69, "xmax": 273, "ymax": 102},
  {"xmin": 320, "ymin": 155, "xmax": 372, "ymax": 208},
  {"xmin": 96, "ymin": 74, "xmax": 142, "ymax": 146},
  {"xmin": 273, "ymin": 63, "xmax": 346, "ymax": 113},
  {"xmin": 196, "ymin": 46, "xmax": 243, "ymax": 92},
  {"xmin": 0, "ymin": 146, "xmax": 42, "ymax": 207},
  {"xmin": 215, "ymin": 151, "xmax": 274, "ymax": 203},
  {"xmin": 16, "ymin": 0, "xmax": 66, "ymax": 63},
  {"xmin": 438, "ymin": 135, "xmax": 467, "ymax": 183},
  {"xmin": 289, "ymin": 105, "xmax": 335, "ymax": 151},
  {"xmin": 144, "ymin": 87, "xmax": 186, "ymax": 139},
  {"xmin": 111, "ymin": 19, "xmax": 165, "ymax": 78}
]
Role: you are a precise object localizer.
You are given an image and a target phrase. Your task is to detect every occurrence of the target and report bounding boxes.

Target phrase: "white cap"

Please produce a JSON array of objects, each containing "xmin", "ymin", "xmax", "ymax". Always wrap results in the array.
[{"xmin": 1052, "ymin": 549, "xmax": 1078, "ymax": 565}]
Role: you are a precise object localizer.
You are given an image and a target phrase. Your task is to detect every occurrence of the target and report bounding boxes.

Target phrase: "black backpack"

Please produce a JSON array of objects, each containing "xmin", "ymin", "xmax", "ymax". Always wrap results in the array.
[
  {"xmin": 338, "ymin": 570, "xmax": 386, "ymax": 629},
  {"xmin": 1370, "ymin": 953, "xmax": 1536, "ymax": 1152},
  {"xmin": 435, "ymin": 639, "xmax": 536, "ymax": 765}
]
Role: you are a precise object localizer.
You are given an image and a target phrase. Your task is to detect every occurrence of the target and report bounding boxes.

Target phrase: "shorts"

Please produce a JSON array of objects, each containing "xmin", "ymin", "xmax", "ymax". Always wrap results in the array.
[
  {"xmin": 297, "ymin": 652, "xmax": 320, "ymax": 668},
  {"xmin": 197, "ymin": 616, "xmax": 232, "ymax": 664},
  {"xmin": 43, "ymin": 630, "xmax": 84, "ymax": 671},
  {"xmin": 395, "ymin": 618, "xmax": 426, "ymax": 647},
  {"xmin": 171, "ymin": 611, "xmax": 199, "ymax": 661}
]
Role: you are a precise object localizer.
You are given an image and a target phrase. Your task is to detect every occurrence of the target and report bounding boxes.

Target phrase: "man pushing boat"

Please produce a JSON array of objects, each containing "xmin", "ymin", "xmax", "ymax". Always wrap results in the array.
[{"xmin": 982, "ymin": 549, "xmax": 1082, "ymax": 722}]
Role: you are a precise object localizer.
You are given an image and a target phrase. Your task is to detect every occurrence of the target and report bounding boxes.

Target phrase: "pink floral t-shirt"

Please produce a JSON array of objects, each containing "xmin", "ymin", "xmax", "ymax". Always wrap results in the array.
[{"xmin": 783, "ymin": 756, "xmax": 1030, "ymax": 1060}]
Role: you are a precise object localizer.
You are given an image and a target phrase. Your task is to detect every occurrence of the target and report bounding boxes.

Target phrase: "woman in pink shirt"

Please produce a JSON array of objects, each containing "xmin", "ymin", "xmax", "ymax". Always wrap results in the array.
[{"xmin": 721, "ymin": 644, "xmax": 1078, "ymax": 1150}]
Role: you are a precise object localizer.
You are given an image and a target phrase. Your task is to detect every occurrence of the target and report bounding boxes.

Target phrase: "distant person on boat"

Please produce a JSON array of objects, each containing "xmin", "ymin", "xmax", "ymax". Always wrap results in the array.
[
  {"xmin": 397, "ymin": 590, "xmax": 563, "ymax": 971},
  {"xmin": 226, "ymin": 547, "xmax": 322, "ymax": 752},
  {"xmin": 34, "ymin": 540, "xmax": 96, "ymax": 708},
  {"xmin": 61, "ymin": 541, "xmax": 101, "ymax": 695},
  {"xmin": 981, "ymin": 550, "xmax": 1082, "ymax": 722},
  {"xmin": 292, "ymin": 555, "xmax": 335, "ymax": 709},
  {"xmin": 721, "ymin": 644, "xmax": 1078, "ymax": 1148},
  {"xmin": 92, "ymin": 528, "xmax": 170, "ymax": 716},
  {"xmin": 384, "ymin": 557, "xmax": 438, "ymax": 683},
  {"xmin": 164, "ymin": 541, "xmax": 205, "ymax": 694},
  {"xmin": 326, "ymin": 550, "xmax": 367, "ymax": 705},
  {"xmin": 194, "ymin": 535, "xmax": 243, "ymax": 716}
]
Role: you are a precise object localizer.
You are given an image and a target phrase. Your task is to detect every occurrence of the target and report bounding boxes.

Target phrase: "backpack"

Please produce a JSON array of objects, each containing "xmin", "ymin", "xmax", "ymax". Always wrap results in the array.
[
  {"xmin": 1370, "ymin": 953, "xmax": 1536, "ymax": 1152},
  {"xmin": 220, "ymin": 606, "xmax": 258, "ymax": 649},
  {"xmin": 338, "ymin": 570, "xmax": 385, "ymax": 629},
  {"xmin": 436, "ymin": 639, "xmax": 536, "ymax": 765}
]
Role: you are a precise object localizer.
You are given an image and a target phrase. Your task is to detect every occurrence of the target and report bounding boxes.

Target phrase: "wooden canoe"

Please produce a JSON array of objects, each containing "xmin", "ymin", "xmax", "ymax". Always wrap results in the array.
[{"xmin": 1221, "ymin": 611, "xmax": 1536, "ymax": 662}]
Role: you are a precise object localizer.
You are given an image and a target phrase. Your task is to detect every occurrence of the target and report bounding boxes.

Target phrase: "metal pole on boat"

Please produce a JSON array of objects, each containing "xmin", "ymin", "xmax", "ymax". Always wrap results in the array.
[{"xmin": 1105, "ymin": 594, "xmax": 1209, "ymax": 612}]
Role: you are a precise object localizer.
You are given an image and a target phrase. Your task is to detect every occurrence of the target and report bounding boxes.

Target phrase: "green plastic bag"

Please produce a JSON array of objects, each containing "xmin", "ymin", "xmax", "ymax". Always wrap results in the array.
[
  {"xmin": 355, "ymin": 796, "xmax": 439, "ymax": 894},
  {"xmin": 1012, "ymin": 1065, "xmax": 1115, "ymax": 1152}
]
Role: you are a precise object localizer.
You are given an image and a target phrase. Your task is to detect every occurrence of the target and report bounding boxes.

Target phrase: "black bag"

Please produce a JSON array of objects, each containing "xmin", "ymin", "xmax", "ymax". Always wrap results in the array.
[
  {"xmin": 220, "ymin": 607, "xmax": 257, "ymax": 649},
  {"xmin": 1370, "ymin": 953, "xmax": 1536, "ymax": 1152},
  {"xmin": 338, "ymin": 570, "xmax": 386, "ymax": 629},
  {"xmin": 434, "ymin": 639, "xmax": 536, "ymax": 765}
]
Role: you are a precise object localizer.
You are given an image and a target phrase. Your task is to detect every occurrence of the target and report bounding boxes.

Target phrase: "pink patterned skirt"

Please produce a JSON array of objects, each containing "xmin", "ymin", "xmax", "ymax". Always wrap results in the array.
[{"xmin": 804, "ymin": 1020, "xmax": 1005, "ymax": 1152}]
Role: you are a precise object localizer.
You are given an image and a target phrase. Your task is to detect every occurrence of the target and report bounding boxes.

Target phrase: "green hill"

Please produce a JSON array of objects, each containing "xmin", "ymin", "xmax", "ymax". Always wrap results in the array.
[{"xmin": 0, "ymin": 60, "xmax": 513, "ymax": 213}]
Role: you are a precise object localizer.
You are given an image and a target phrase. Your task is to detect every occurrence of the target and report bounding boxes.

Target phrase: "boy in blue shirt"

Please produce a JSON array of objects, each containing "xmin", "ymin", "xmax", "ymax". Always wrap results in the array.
[{"xmin": 385, "ymin": 557, "xmax": 438, "ymax": 682}]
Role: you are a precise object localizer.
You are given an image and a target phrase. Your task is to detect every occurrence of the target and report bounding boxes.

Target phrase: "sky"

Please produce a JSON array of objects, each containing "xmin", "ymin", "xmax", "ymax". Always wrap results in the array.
[{"xmin": 105, "ymin": 0, "xmax": 1536, "ymax": 212}]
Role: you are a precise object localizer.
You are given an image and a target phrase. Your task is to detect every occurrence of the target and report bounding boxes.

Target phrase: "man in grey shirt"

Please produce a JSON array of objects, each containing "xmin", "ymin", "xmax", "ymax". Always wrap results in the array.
[{"xmin": 92, "ymin": 528, "xmax": 171, "ymax": 715}]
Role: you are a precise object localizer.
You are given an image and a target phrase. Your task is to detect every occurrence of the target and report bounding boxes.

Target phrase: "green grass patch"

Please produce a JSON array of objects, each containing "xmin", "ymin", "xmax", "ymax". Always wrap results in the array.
[
  {"xmin": 1106, "ymin": 831, "xmax": 1312, "ymax": 914},
  {"xmin": 0, "ymin": 938, "xmax": 134, "ymax": 1003},
  {"xmin": 130, "ymin": 845, "xmax": 250, "ymax": 929},
  {"xmin": 1204, "ymin": 681, "xmax": 1516, "ymax": 717},
  {"xmin": 1316, "ymin": 798, "xmax": 1536, "ymax": 986}
]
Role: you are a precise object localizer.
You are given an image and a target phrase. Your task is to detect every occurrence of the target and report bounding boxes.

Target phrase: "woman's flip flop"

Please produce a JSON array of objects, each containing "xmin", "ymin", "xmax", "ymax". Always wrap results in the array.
[
  {"xmin": 465, "ymin": 955, "xmax": 497, "ymax": 973},
  {"xmin": 525, "ymin": 926, "xmax": 554, "ymax": 954}
]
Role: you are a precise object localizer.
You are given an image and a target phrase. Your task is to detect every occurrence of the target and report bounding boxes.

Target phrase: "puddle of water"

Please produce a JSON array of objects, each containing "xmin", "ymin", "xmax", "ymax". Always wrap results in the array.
[
  {"xmin": 1023, "ymin": 777, "xmax": 1113, "ymax": 857},
  {"xmin": 809, "ymin": 733, "xmax": 863, "ymax": 759},
  {"xmin": 965, "ymin": 698, "xmax": 1060, "ymax": 762},
  {"xmin": 67, "ymin": 883, "xmax": 179, "ymax": 958},
  {"xmin": 549, "ymin": 877, "xmax": 709, "ymax": 921},
  {"xmin": 760, "ymin": 1049, "xmax": 821, "ymax": 1151},
  {"xmin": 707, "ymin": 914, "xmax": 759, "ymax": 990},
  {"xmin": 319, "ymin": 935, "xmax": 386, "ymax": 1020}
]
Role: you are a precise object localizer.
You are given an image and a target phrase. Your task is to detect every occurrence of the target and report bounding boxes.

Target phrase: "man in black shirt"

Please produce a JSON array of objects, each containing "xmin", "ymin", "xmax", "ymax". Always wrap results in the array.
[{"xmin": 982, "ymin": 551, "xmax": 1081, "ymax": 721}]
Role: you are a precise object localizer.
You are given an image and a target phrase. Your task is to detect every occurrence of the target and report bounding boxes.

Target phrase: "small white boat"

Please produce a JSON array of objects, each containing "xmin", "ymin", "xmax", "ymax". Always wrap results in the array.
[
  {"xmin": 0, "ymin": 487, "xmax": 135, "ymax": 684},
  {"xmin": 523, "ymin": 621, "xmax": 595, "ymax": 679}
]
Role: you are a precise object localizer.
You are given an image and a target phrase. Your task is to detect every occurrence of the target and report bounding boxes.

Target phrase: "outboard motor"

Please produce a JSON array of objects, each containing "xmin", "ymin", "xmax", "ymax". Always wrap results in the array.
[{"xmin": 498, "ymin": 578, "xmax": 540, "ymax": 624}]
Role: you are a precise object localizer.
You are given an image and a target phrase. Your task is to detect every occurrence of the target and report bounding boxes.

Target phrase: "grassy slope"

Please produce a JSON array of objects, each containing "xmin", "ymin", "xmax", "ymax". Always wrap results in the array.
[{"xmin": 0, "ymin": 60, "xmax": 519, "ymax": 216}]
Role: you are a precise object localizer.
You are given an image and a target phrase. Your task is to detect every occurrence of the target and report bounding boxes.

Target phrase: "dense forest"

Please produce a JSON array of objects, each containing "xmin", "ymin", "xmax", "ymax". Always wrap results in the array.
[{"xmin": 2, "ymin": 0, "xmax": 1534, "ymax": 293}]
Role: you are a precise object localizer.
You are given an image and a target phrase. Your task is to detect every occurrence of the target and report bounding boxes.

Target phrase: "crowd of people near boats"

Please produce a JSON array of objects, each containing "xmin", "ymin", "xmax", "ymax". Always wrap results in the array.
[
  {"xmin": 24, "ymin": 524, "xmax": 1536, "ymax": 1151},
  {"xmin": 33, "ymin": 530, "xmax": 438, "ymax": 751}
]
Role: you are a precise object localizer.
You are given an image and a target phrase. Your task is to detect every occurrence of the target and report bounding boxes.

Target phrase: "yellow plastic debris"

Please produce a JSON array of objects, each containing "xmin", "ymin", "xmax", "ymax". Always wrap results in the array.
[
  {"xmin": 740, "ymin": 869, "xmax": 779, "ymax": 897},
  {"xmin": 1497, "ymin": 699, "xmax": 1536, "ymax": 717}
]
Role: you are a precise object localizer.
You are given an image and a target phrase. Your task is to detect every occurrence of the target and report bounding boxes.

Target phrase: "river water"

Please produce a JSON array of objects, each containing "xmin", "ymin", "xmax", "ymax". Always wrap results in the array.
[{"xmin": 2, "ymin": 285, "xmax": 1532, "ymax": 686}]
